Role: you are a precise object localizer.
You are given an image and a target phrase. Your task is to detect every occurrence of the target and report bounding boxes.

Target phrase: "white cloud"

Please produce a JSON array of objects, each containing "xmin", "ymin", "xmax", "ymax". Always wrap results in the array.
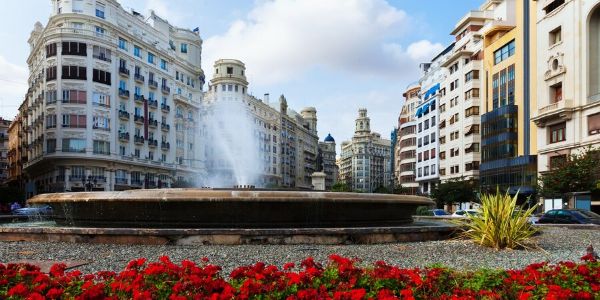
[
  {"xmin": 118, "ymin": 0, "xmax": 192, "ymax": 26},
  {"xmin": 0, "ymin": 55, "xmax": 28, "ymax": 119},
  {"xmin": 203, "ymin": 0, "xmax": 440, "ymax": 85},
  {"xmin": 406, "ymin": 40, "xmax": 445, "ymax": 61}
]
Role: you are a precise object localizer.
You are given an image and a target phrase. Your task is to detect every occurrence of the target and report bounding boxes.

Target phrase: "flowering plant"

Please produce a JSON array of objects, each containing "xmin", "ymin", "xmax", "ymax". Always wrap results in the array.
[{"xmin": 1, "ymin": 253, "xmax": 598, "ymax": 299}]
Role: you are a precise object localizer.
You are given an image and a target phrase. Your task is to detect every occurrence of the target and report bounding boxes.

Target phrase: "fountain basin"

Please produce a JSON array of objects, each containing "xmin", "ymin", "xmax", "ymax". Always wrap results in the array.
[{"xmin": 28, "ymin": 189, "xmax": 434, "ymax": 228}]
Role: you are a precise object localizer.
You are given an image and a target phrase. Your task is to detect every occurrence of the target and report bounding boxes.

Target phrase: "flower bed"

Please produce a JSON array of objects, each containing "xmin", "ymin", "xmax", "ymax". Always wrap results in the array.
[{"xmin": 1, "ymin": 254, "xmax": 598, "ymax": 299}]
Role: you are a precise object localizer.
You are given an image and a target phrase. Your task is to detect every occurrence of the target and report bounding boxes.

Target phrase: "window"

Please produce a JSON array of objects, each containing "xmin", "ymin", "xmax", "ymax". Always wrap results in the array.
[
  {"xmin": 549, "ymin": 26, "xmax": 562, "ymax": 46},
  {"xmin": 93, "ymin": 69, "xmax": 111, "ymax": 85},
  {"xmin": 439, "ymin": 104, "xmax": 446, "ymax": 113},
  {"xmin": 465, "ymin": 161, "xmax": 480, "ymax": 171},
  {"xmin": 465, "ymin": 106, "xmax": 480, "ymax": 117},
  {"xmin": 465, "ymin": 88, "xmax": 479, "ymax": 100},
  {"xmin": 93, "ymin": 45, "xmax": 111, "ymax": 62},
  {"xmin": 118, "ymin": 38, "xmax": 128, "ymax": 51},
  {"xmin": 180, "ymin": 43, "xmax": 187, "ymax": 53},
  {"xmin": 550, "ymin": 82, "xmax": 563, "ymax": 103},
  {"xmin": 440, "ymin": 151, "xmax": 446, "ymax": 160},
  {"xmin": 62, "ymin": 90, "xmax": 87, "ymax": 104},
  {"xmin": 588, "ymin": 113, "xmax": 600, "ymax": 135},
  {"xmin": 62, "ymin": 42, "xmax": 87, "ymax": 56},
  {"xmin": 46, "ymin": 139, "xmax": 56, "ymax": 153},
  {"xmin": 95, "ymin": 26, "xmax": 105, "ymax": 37},
  {"xmin": 46, "ymin": 43, "xmax": 57, "ymax": 58},
  {"xmin": 45, "ymin": 114, "xmax": 57, "ymax": 128},
  {"xmin": 227, "ymin": 67, "xmax": 233, "ymax": 74},
  {"xmin": 544, "ymin": 0, "xmax": 565, "ymax": 14},
  {"xmin": 549, "ymin": 122, "xmax": 566, "ymax": 143},
  {"xmin": 160, "ymin": 59, "xmax": 167, "ymax": 70},
  {"xmin": 93, "ymin": 140, "xmax": 110, "ymax": 155},
  {"xmin": 62, "ymin": 66, "xmax": 87, "ymax": 80},
  {"xmin": 465, "ymin": 70, "xmax": 479, "ymax": 82},
  {"xmin": 148, "ymin": 52, "xmax": 155, "ymax": 64},
  {"xmin": 62, "ymin": 114, "xmax": 87, "ymax": 128},
  {"xmin": 465, "ymin": 143, "xmax": 480, "ymax": 153},
  {"xmin": 494, "ymin": 39, "xmax": 515, "ymax": 64},
  {"xmin": 95, "ymin": 2, "xmax": 105, "ymax": 19},
  {"xmin": 430, "ymin": 149, "xmax": 436, "ymax": 159},
  {"xmin": 431, "ymin": 116, "xmax": 436, "ymax": 126},
  {"xmin": 134, "ymin": 45, "xmax": 141, "ymax": 58},
  {"xmin": 549, "ymin": 155, "xmax": 567, "ymax": 169},
  {"xmin": 93, "ymin": 116, "xmax": 110, "ymax": 130},
  {"xmin": 465, "ymin": 124, "xmax": 480, "ymax": 136},
  {"xmin": 62, "ymin": 138, "xmax": 86, "ymax": 152}
]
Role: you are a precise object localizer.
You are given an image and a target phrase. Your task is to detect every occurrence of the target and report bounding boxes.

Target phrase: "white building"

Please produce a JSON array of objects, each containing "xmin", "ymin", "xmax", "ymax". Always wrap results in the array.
[
  {"xmin": 531, "ymin": 0, "xmax": 600, "ymax": 211},
  {"xmin": 395, "ymin": 83, "xmax": 420, "ymax": 194},
  {"xmin": 340, "ymin": 109, "xmax": 392, "ymax": 192},
  {"xmin": 438, "ymin": 11, "xmax": 485, "ymax": 185},
  {"xmin": 415, "ymin": 45, "xmax": 454, "ymax": 194},
  {"xmin": 21, "ymin": 0, "xmax": 204, "ymax": 195}
]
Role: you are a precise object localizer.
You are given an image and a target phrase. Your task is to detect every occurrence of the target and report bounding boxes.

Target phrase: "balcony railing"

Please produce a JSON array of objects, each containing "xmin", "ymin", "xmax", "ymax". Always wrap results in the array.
[
  {"xmin": 538, "ymin": 99, "xmax": 573, "ymax": 115},
  {"xmin": 148, "ymin": 80, "xmax": 158, "ymax": 89},
  {"xmin": 92, "ymin": 125, "xmax": 110, "ymax": 131},
  {"xmin": 118, "ymin": 88, "xmax": 130, "ymax": 98},
  {"xmin": 148, "ymin": 118, "xmax": 158, "ymax": 127},
  {"xmin": 93, "ymin": 54, "xmax": 111, "ymax": 63},
  {"xmin": 134, "ymin": 115, "xmax": 144, "ymax": 123},
  {"xmin": 119, "ymin": 132, "xmax": 130, "ymax": 141},
  {"xmin": 161, "ymin": 123, "xmax": 170, "ymax": 131},
  {"xmin": 148, "ymin": 99, "xmax": 158, "ymax": 108},
  {"xmin": 161, "ymin": 141, "xmax": 170, "ymax": 150},
  {"xmin": 119, "ymin": 67, "xmax": 130, "ymax": 76},
  {"xmin": 134, "ymin": 135, "xmax": 144, "ymax": 144},
  {"xmin": 134, "ymin": 73, "xmax": 145, "ymax": 83},
  {"xmin": 161, "ymin": 85, "xmax": 170, "ymax": 94},
  {"xmin": 161, "ymin": 104, "xmax": 170, "ymax": 112},
  {"xmin": 134, "ymin": 94, "xmax": 144, "ymax": 102},
  {"xmin": 148, "ymin": 139, "xmax": 158, "ymax": 147},
  {"xmin": 115, "ymin": 178, "xmax": 128, "ymax": 185},
  {"xmin": 118, "ymin": 110, "xmax": 130, "ymax": 120}
]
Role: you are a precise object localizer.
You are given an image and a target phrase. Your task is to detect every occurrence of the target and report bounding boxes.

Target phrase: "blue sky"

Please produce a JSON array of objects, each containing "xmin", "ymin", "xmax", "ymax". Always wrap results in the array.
[{"xmin": 0, "ymin": 0, "xmax": 483, "ymax": 148}]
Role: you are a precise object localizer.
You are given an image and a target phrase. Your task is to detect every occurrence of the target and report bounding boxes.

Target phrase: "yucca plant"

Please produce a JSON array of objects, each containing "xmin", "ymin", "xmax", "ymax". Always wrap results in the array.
[{"xmin": 456, "ymin": 189, "xmax": 538, "ymax": 250}]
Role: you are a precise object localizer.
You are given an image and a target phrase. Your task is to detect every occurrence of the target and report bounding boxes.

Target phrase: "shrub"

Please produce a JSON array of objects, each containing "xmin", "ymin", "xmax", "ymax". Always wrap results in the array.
[
  {"xmin": 457, "ymin": 189, "xmax": 538, "ymax": 250},
  {"xmin": 415, "ymin": 206, "xmax": 433, "ymax": 216}
]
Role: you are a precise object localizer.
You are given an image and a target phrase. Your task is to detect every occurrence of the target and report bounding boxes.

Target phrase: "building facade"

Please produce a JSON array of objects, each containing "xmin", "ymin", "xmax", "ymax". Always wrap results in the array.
[
  {"xmin": 21, "ymin": 0, "xmax": 204, "ymax": 196},
  {"xmin": 438, "ymin": 10, "xmax": 485, "ymax": 186},
  {"xmin": 340, "ymin": 109, "xmax": 392, "ymax": 192},
  {"xmin": 395, "ymin": 83, "xmax": 420, "ymax": 194},
  {"xmin": 480, "ymin": 0, "xmax": 538, "ymax": 199},
  {"xmin": 415, "ymin": 45, "xmax": 454, "ymax": 194},
  {"xmin": 0, "ymin": 119, "xmax": 10, "ymax": 184},
  {"xmin": 318, "ymin": 134, "xmax": 337, "ymax": 190}
]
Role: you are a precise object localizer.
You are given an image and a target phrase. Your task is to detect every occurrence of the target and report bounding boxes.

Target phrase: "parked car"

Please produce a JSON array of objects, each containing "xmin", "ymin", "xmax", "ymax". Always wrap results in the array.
[
  {"xmin": 451, "ymin": 209, "xmax": 480, "ymax": 218},
  {"xmin": 12, "ymin": 205, "xmax": 53, "ymax": 216},
  {"xmin": 537, "ymin": 209, "xmax": 600, "ymax": 225},
  {"xmin": 429, "ymin": 209, "xmax": 451, "ymax": 216}
]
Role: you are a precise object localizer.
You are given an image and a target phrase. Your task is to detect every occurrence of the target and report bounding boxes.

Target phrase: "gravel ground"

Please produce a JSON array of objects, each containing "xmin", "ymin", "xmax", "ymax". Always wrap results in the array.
[{"xmin": 0, "ymin": 227, "xmax": 598, "ymax": 274}]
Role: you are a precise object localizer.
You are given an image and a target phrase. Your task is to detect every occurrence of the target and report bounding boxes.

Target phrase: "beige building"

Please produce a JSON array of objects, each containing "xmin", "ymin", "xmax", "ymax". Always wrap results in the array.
[
  {"xmin": 21, "ymin": 0, "xmax": 203, "ymax": 196},
  {"xmin": 340, "ymin": 109, "xmax": 392, "ymax": 192},
  {"xmin": 438, "ymin": 10, "xmax": 485, "ymax": 184},
  {"xmin": 202, "ymin": 59, "xmax": 319, "ymax": 188},
  {"xmin": 0, "ymin": 119, "xmax": 10, "ymax": 184},
  {"xmin": 395, "ymin": 83, "xmax": 420, "ymax": 194}
]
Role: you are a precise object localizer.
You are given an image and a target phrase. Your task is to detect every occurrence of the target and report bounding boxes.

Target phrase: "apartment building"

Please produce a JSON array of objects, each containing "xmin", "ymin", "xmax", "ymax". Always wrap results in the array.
[
  {"xmin": 340, "ymin": 109, "xmax": 392, "ymax": 192},
  {"xmin": 479, "ymin": 0, "xmax": 538, "ymax": 200},
  {"xmin": 318, "ymin": 134, "xmax": 338, "ymax": 190},
  {"xmin": 395, "ymin": 83, "xmax": 420, "ymax": 194},
  {"xmin": 0, "ymin": 119, "xmax": 10, "ymax": 184},
  {"xmin": 21, "ymin": 0, "xmax": 204, "ymax": 196},
  {"xmin": 438, "ymin": 11, "xmax": 485, "ymax": 185},
  {"xmin": 415, "ymin": 44, "xmax": 454, "ymax": 194}
]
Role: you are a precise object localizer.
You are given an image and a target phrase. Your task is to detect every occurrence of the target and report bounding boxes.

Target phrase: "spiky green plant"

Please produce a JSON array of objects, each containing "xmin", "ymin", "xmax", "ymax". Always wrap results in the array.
[{"xmin": 457, "ymin": 189, "xmax": 538, "ymax": 250}]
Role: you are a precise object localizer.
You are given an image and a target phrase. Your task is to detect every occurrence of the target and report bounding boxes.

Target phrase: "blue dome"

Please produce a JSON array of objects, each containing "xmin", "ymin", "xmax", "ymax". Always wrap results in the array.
[{"xmin": 324, "ymin": 133, "xmax": 335, "ymax": 142}]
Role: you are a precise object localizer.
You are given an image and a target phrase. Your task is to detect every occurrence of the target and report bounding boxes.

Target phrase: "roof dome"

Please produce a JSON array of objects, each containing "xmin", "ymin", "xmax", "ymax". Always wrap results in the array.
[{"xmin": 324, "ymin": 133, "xmax": 335, "ymax": 142}]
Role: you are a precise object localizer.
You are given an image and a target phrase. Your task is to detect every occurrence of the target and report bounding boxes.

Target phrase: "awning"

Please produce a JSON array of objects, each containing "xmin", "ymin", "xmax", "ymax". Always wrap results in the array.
[
  {"xmin": 415, "ymin": 106, "xmax": 423, "ymax": 117},
  {"xmin": 422, "ymin": 102, "xmax": 430, "ymax": 114},
  {"xmin": 465, "ymin": 125, "xmax": 473, "ymax": 135},
  {"xmin": 423, "ymin": 83, "xmax": 440, "ymax": 100}
]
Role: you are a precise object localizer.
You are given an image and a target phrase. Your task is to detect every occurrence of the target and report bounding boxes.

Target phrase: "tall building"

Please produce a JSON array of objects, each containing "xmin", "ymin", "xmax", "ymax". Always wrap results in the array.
[
  {"xmin": 0, "ymin": 119, "xmax": 10, "ymax": 184},
  {"xmin": 532, "ymin": 0, "xmax": 600, "ymax": 201},
  {"xmin": 202, "ymin": 59, "xmax": 319, "ymax": 188},
  {"xmin": 438, "ymin": 10, "xmax": 485, "ymax": 185},
  {"xmin": 339, "ymin": 109, "xmax": 392, "ymax": 192},
  {"xmin": 21, "ymin": 0, "xmax": 204, "ymax": 196},
  {"xmin": 480, "ymin": 0, "xmax": 538, "ymax": 200},
  {"xmin": 415, "ymin": 44, "xmax": 454, "ymax": 194},
  {"xmin": 395, "ymin": 83, "xmax": 420, "ymax": 194},
  {"xmin": 318, "ymin": 134, "xmax": 337, "ymax": 190},
  {"xmin": 6, "ymin": 116, "xmax": 24, "ymax": 194}
]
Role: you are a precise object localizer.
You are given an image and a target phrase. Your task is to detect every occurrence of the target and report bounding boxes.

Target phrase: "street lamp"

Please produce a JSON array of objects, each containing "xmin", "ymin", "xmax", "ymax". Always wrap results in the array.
[{"xmin": 81, "ymin": 175, "xmax": 97, "ymax": 191}]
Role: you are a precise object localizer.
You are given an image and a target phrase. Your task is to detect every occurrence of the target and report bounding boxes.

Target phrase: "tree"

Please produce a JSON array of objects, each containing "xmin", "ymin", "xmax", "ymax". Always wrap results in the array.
[
  {"xmin": 331, "ymin": 182, "xmax": 352, "ymax": 192},
  {"xmin": 538, "ymin": 147, "xmax": 600, "ymax": 198},
  {"xmin": 430, "ymin": 177, "xmax": 478, "ymax": 208}
]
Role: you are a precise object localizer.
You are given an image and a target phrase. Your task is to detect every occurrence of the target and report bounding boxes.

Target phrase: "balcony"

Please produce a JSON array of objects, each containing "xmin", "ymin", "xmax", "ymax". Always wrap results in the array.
[
  {"xmin": 148, "ymin": 99, "xmax": 158, "ymax": 108},
  {"xmin": 118, "ymin": 110, "xmax": 130, "ymax": 120},
  {"xmin": 134, "ymin": 94, "xmax": 144, "ymax": 103},
  {"xmin": 118, "ymin": 132, "xmax": 130, "ymax": 141},
  {"xmin": 148, "ymin": 118, "xmax": 158, "ymax": 127},
  {"xmin": 161, "ymin": 141, "xmax": 170, "ymax": 150},
  {"xmin": 118, "ymin": 88, "xmax": 130, "ymax": 98},
  {"xmin": 134, "ymin": 73, "xmax": 145, "ymax": 83},
  {"xmin": 161, "ymin": 123, "xmax": 170, "ymax": 132},
  {"xmin": 93, "ymin": 54, "xmax": 111, "ymax": 63},
  {"xmin": 134, "ymin": 135, "xmax": 144, "ymax": 144},
  {"xmin": 115, "ymin": 178, "xmax": 128, "ymax": 185},
  {"xmin": 134, "ymin": 115, "xmax": 144, "ymax": 124},
  {"xmin": 161, "ymin": 85, "xmax": 170, "ymax": 94},
  {"xmin": 161, "ymin": 104, "xmax": 170, "ymax": 112},
  {"xmin": 119, "ymin": 67, "xmax": 130, "ymax": 77},
  {"xmin": 532, "ymin": 99, "xmax": 574, "ymax": 127},
  {"xmin": 148, "ymin": 139, "xmax": 158, "ymax": 147},
  {"xmin": 148, "ymin": 80, "xmax": 158, "ymax": 89}
]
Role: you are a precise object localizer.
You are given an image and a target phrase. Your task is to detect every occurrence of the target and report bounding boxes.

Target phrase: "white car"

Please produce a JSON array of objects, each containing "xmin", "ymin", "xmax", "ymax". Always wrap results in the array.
[{"xmin": 451, "ymin": 209, "xmax": 480, "ymax": 218}]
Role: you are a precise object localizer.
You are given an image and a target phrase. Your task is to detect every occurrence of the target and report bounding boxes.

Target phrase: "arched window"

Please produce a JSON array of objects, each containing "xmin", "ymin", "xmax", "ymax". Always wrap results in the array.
[{"xmin": 589, "ymin": 7, "xmax": 600, "ymax": 99}]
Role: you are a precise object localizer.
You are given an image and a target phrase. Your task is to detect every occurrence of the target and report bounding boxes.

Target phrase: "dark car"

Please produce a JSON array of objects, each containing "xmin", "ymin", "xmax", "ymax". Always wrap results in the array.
[
  {"xmin": 430, "ymin": 209, "xmax": 451, "ymax": 216},
  {"xmin": 12, "ymin": 205, "xmax": 53, "ymax": 216},
  {"xmin": 537, "ymin": 209, "xmax": 600, "ymax": 225}
]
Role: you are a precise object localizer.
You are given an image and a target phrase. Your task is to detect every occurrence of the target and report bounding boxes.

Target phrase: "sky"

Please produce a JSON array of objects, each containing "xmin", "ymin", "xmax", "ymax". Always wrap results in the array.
[{"xmin": 0, "ymin": 0, "xmax": 483, "ymax": 150}]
